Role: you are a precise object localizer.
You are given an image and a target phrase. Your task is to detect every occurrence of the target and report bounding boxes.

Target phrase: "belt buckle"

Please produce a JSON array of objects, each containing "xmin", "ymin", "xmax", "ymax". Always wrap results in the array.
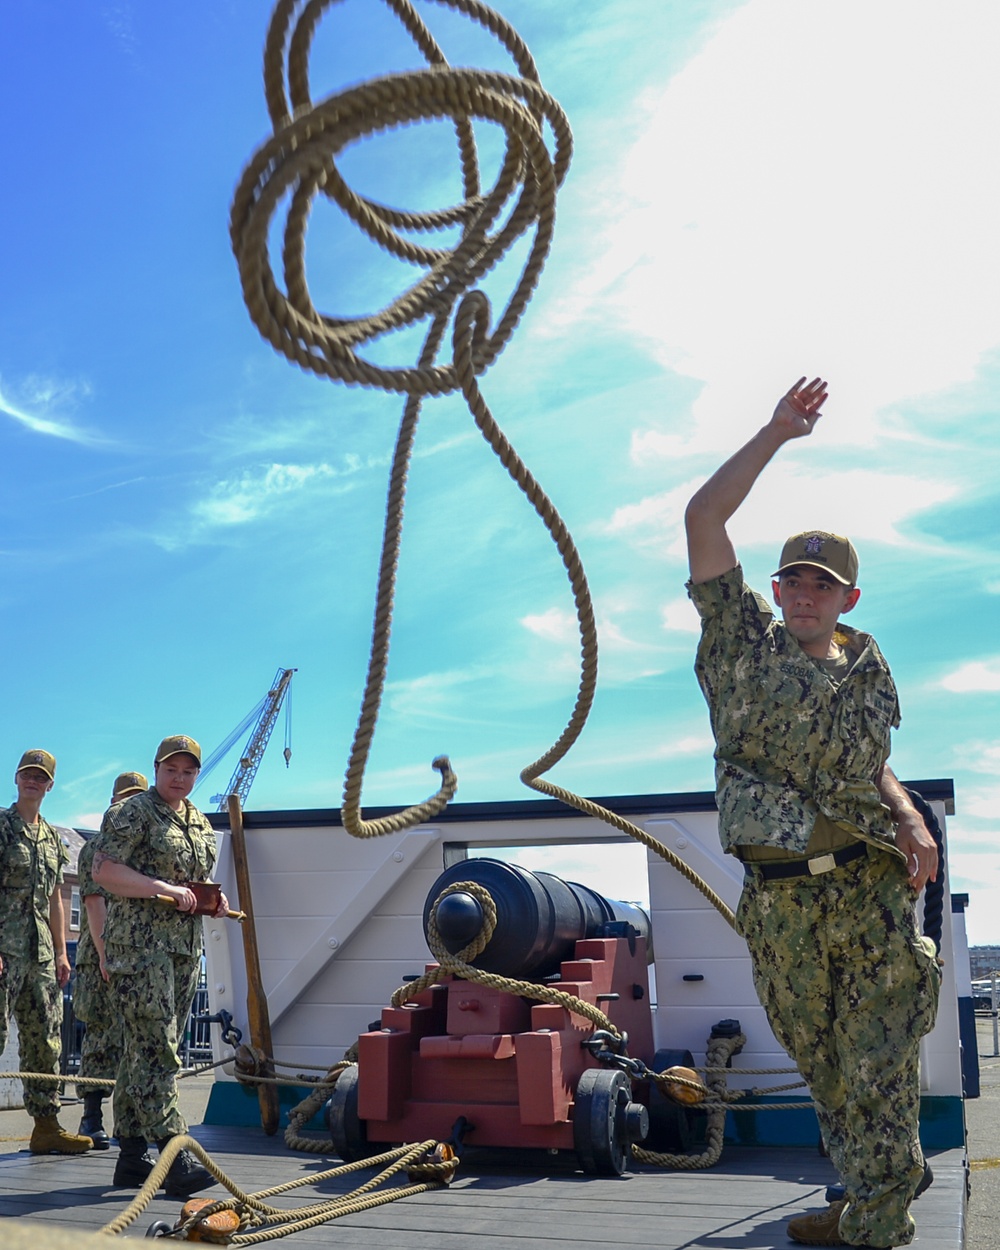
[{"xmin": 807, "ymin": 852, "xmax": 837, "ymax": 876}]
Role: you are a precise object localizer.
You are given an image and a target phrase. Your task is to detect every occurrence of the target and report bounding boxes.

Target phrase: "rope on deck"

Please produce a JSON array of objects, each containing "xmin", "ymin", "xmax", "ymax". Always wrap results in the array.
[{"xmin": 98, "ymin": 1132, "xmax": 458, "ymax": 1242}]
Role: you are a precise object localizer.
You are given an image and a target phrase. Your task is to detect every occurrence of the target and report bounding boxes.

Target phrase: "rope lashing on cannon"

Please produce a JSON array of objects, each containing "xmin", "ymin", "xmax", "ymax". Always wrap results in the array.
[{"xmin": 231, "ymin": 0, "xmax": 736, "ymax": 931}]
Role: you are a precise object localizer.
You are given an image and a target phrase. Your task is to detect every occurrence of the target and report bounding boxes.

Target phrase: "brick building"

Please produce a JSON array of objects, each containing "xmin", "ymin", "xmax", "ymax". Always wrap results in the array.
[
  {"xmin": 53, "ymin": 825, "xmax": 98, "ymax": 955},
  {"xmin": 969, "ymin": 945, "xmax": 1000, "ymax": 980}
]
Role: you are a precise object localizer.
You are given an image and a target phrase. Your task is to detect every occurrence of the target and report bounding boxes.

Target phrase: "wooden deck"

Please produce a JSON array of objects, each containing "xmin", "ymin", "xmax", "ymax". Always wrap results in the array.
[{"xmin": 0, "ymin": 1123, "xmax": 967, "ymax": 1247}]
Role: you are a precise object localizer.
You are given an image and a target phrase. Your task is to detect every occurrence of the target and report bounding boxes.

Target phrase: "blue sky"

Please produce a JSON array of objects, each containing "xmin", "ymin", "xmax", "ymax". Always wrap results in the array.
[{"xmin": 2, "ymin": 1, "xmax": 998, "ymax": 943}]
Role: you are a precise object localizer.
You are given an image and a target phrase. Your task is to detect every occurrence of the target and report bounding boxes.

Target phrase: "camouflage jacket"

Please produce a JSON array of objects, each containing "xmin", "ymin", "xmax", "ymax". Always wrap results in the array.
[
  {"xmin": 0, "ymin": 806, "xmax": 67, "ymax": 964},
  {"xmin": 688, "ymin": 565, "xmax": 901, "ymax": 856},
  {"xmin": 75, "ymin": 833, "xmax": 107, "ymax": 971},
  {"xmin": 99, "ymin": 787, "xmax": 217, "ymax": 958}
]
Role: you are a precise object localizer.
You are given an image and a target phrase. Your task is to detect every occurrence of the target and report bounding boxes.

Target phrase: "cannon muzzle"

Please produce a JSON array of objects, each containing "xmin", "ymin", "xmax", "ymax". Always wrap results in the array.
[{"xmin": 424, "ymin": 858, "xmax": 652, "ymax": 980}]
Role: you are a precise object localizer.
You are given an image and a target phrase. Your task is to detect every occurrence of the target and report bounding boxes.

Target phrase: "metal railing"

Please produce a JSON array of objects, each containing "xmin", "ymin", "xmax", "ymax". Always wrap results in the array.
[{"xmin": 973, "ymin": 972, "xmax": 999, "ymax": 1058}]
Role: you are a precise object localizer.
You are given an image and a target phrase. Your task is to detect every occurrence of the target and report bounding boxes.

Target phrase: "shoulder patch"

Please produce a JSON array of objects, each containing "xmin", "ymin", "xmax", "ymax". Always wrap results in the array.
[{"xmin": 108, "ymin": 803, "xmax": 131, "ymax": 830}]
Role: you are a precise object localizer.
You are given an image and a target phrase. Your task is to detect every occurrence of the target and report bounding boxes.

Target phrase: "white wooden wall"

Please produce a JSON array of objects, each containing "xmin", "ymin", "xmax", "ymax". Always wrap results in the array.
[{"xmin": 206, "ymin": 799, "xmax": 962, "ymax": 1099}]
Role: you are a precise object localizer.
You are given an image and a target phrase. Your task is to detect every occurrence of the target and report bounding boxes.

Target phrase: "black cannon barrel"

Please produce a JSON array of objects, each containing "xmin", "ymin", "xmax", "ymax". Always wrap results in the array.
[{"xmin": 423, "ymin": 858, "xmax": 652, "ymax": 981}]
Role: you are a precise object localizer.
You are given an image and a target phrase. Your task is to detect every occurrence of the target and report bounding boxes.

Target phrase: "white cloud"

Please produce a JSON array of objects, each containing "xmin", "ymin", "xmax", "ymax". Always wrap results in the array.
[
  {"xmin": 72, "ymin": 810, "xmax": 105, "ymax": 832},
  {"xmin": 652, "ymin": 735, "xmax": 714, "ymax": 759},
  {"xmin": 597, "ymin": 619, "xmax": 659, "ymax": 654},
  {"xmin": 521, "ymin": 607, "xmax": 577, "ymax": 644},
  {"xmin": 0, "ymin": 375, "xmax": 106, "ymax": 447},
  {"xmin": 939, "ymin": 660, "xmax": 1000, "ymax": 695},
  {"xmin": 550, "ymin": 0, "xmax": 1000, "ymax": 452},
  {"xmin": 629, "ymin": 428, "xmax": 695, "ymax": 464},
  {"xmin": 192, "ymin": 463, "xmax": 336, "ymax": 528},
  {"xmin": 954, "ymin": 783, "xmax": 1000, "ymax": 824},
  {"xmin": 521, "ymin": 604, "xmax": 666, "ymax": 661},
  {"xmin": 952, "ymin": 742, "xmax": 1000, "ymax": 776},
  {"xmin": 661, "ymin": 595, "xmax": 701, "ymax": 634},
  {"xmin": 602, "ymin": 465, "xmax": 959, "ymax": 565},
  {"xmin": 384, "ymin": 667, "xmax": 507, "ymax": 726}
]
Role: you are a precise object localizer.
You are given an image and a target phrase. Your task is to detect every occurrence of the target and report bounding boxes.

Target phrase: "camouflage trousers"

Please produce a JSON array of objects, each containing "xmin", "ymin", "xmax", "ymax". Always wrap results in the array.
[
  {"xmin": 737, "ymin": 847, "xmax": 941, "ymax": 1249},
  {"xmin": 73, "ymin": 964, "xmax": 122, "ymax": 1083},
  {"xmin": 107, "ymin": 947, "xmax": 201, "ymax": 1142},
  {"xmin": 0, "ymin": 955, "xmax": 63, "ymax": 1118}
]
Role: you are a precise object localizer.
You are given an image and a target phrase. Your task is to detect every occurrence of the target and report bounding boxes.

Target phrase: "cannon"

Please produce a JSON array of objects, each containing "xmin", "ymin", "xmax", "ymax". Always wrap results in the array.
[
  {"xmin": 327, "ymin": 859, "xmax": 654, "ymax": 1174},
  {"xmin": 427, "ymin": 857, "xmax": 654, "ymax": 979}
]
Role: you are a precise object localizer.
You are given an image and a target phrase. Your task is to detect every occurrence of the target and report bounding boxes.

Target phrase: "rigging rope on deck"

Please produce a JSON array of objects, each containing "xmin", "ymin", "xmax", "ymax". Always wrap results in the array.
[
  {"xmin": 99, "ymin": 1132, "xmax": 457, "ymax": 1241},
  {"xmin": 232, "ymin": 0, "xmax": 736, "ymax": 926}
]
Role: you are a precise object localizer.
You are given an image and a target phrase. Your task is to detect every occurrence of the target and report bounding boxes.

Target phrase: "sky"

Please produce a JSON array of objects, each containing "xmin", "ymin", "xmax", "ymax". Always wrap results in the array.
[{"xmin": 1, "ymin": 0, "xmax": 998, "ymax": 944}]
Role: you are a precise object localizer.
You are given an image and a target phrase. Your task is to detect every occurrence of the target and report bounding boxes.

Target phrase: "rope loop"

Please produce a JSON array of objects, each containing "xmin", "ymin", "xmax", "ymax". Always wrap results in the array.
[
  {"xmin": 233, "ymin": 0, "xmax": 740, "ymax": 936},
  {"xmin": 232, "ymin": 0, "xmax": 577, "ymax": 842},
  {"xmin": 231, "ymin": 2, "xmax": 571, "ymax": 397}
]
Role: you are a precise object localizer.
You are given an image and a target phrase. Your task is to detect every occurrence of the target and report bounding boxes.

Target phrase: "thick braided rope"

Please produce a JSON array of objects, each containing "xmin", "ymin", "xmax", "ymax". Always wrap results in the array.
[
  {"xmin": 451, "ymin": 297, "xmax": 736, "ymax": 927},
  {"xmin": 232, "ymin": 0, "xmax": 736, "ymax": 932},
  {"xmin": 100, "ymin": 1132, "xmax": 455, "ymax": 1241},
  {"xmin": 283, "ymin": 1062, "xmax": 351, "ymax": 1154},
  {"xmin": 631, "ymin": 1028, "xmax": 746, "ymax": 1171},
  {"xmin": 232, "ymin": 0, "xmax": 572, "ymax": 841},
  {"xmin": 0, "ymin": 1072, "xmax": 114, "ymax": 1089}
]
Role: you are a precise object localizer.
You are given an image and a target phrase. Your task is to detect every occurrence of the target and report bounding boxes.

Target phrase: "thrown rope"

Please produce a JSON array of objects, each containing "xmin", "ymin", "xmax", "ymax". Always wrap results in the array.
[
  {"xmin": 232, "ymin": 0, "xmax": 736, "ymax": 928},
  {"xmin": 232, "ymin": 0, "xmax": 567, "ymax": 836}
]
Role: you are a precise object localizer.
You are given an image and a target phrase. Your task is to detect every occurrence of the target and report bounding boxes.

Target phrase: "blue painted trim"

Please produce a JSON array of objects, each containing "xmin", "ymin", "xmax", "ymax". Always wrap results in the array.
[
  {"xmin": 204, "ymin": 1081, "xmax": 327, "ymax": 1132},
  {"xmin": 722, "ymin": 1095, "xmax": 965, "ymax": 1150},
  {"xmin": 204, "ymin": 1082, "xmax": 966, "ymax": 1152}
]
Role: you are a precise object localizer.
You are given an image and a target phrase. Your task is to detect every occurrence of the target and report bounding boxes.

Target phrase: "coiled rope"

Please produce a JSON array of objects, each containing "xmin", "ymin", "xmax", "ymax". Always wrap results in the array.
[
  {"xmin": 231, "ymin": 0, "xmax": 736, "ymax": 927},
  {"xmin": 98, "ymin": 1132, "xmax": 457, "ymax": 1242}
]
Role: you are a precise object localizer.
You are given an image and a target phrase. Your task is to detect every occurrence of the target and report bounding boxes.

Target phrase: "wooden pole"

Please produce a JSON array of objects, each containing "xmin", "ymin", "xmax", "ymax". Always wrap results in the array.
[{"xmin": 227, "ymin": 793, "xmax": 280, "ymax": 1135}]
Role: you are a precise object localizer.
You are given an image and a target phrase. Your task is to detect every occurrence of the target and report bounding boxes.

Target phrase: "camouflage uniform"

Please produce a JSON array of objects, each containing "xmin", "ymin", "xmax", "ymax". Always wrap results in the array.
[
  {"xmin": 0, "ymin": 806, "xmax": 69, "ymax": 1118},
  {"xmin": 74, "ymin": 835, "xmax": 121, "ymax": 1084},
  {"xmin": 99, "ymin": 788, "xmax": 217, "ymax": 1142},
  {"xmin": 689, "ymin": 565, "xmax": 941, "ymax": 1249}
]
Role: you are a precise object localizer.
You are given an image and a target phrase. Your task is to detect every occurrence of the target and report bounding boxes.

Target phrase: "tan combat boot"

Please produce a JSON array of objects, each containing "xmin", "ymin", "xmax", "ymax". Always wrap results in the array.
[
  {"xmin": 29, "ymin": 1114, "xmax": 93, "ymax": 1155},
  {"xmin": 787, "ymin": 1197, "xmax": 848, "ymax": 1246}
]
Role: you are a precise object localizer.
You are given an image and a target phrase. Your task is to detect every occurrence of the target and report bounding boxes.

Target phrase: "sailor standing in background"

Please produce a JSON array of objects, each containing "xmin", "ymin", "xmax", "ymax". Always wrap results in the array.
[
  {"xmin": 74, "ymin": 770, "xmax": 149, "ymax": 1151},
  {"xmin": 0, "ymin": 749, "xmax": 93, "ymax": 1154},
  {"xmin": 94, "ymin": 736, "xmax": 228, "ymax": 1197}
]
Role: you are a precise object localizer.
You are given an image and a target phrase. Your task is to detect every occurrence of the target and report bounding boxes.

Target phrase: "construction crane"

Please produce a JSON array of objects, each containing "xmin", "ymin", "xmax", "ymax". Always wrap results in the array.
[{"xmin": 195, "ymin": 667, "xmax": 296, "ymax": 812}]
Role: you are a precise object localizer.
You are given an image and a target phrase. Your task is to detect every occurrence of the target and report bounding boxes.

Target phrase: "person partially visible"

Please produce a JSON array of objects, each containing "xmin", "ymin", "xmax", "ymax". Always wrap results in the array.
[
  {"xmin": 74, "ymin": 770, "xmax": 149, "ymax": 1151},
  {"xmin": 0, "ymin": 750, "xmax": 93, "ymax": 1154},
  {"xmin": 94, "ymin": 736, "xmax": 228, "ymax": 1197}
]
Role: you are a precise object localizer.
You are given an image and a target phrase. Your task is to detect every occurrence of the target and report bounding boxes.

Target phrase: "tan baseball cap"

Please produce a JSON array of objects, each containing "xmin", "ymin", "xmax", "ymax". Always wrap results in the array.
[
  {"xmin": 773, "ymin": 531, "xmax": 859, "ymax": 586},
  {"xmin": 17, "ymin": 749, "xmax": 56, "ymax": 780},
  {"xmin": 155, "ymin": 735, "xmax": 202, "ymax": 766},
  {"xmin": 112, "ymin": 770, "xmax": 148, "ymax": 800}
]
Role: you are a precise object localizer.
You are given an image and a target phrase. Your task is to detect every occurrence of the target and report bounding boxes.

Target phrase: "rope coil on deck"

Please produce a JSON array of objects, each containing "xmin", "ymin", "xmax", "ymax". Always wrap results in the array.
[{"xmin": 99, "ymin": 1132, "xmax": 458, "ymax": 1242}]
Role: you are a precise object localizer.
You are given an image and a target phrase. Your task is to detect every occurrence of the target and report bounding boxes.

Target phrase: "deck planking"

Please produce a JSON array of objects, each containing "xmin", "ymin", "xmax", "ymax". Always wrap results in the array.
[{"xmin": 0, "ymin": 1123, "xmax": 967, "ymax": 1247}]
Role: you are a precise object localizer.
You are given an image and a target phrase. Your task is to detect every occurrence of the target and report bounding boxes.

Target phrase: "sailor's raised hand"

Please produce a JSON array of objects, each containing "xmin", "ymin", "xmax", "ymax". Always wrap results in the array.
[{"xmin": 772, "ymin": 376, "xmax": 828, "ymax": 438}]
